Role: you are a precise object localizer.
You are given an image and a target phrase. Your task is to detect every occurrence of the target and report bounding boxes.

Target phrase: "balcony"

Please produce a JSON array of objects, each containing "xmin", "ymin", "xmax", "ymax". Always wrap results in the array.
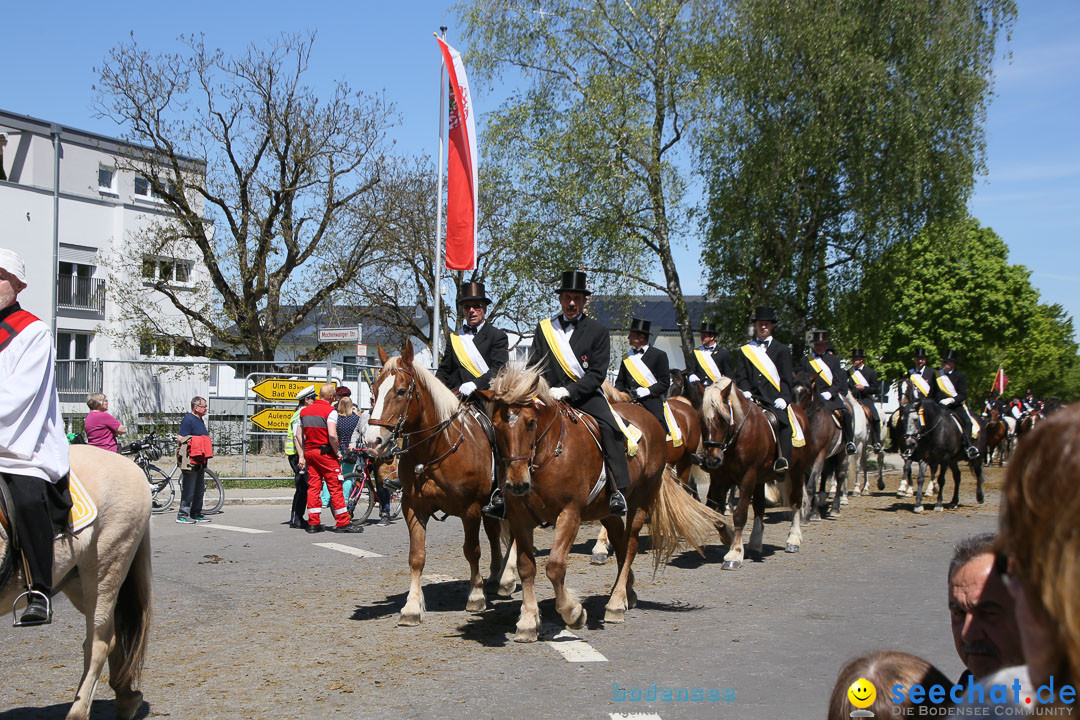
[
  {"xmin": 55, "ymin": 360, "xmax": 103, "ymax": 400},
  {"xmin": 57, "ymin": 275, "xmax": 106, "ymax": 314}
]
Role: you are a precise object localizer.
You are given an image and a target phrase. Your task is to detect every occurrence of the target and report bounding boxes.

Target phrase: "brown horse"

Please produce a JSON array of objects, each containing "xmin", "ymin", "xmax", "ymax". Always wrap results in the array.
[
  {"xmin": 792, "ymin": 373, "xmax": 847, "ymax": 520},
  {"xmin": 362, "ymin": 343, "xmax": 509, "ymax": 625},
  {"xmin": 591, "ymin": 382, "xmax": 708, "ymax": 564},
  {"xmin": 483, "ymin": 364, "xmax": 721, "ymax": 641},
  {"xmin": 983, "ymin": 408, "xmax": 1009, "ymax": 466},
  {"xmin": 700, "ymin": 378, "xmax": 809, "ymax": 569}
]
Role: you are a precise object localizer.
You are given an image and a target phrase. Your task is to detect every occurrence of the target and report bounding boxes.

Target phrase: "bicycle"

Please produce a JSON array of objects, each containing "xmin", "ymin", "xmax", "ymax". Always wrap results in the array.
[
  {"xmin": 342, "ymin": 449, "xmax": 401, "ymax": 523},
  {"xmin": 122, "ymin": 432, "xmax": 224, "ymax": 515}
]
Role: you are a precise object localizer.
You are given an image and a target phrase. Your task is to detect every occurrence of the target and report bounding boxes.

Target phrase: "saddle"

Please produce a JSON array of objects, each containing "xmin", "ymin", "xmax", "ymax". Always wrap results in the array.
[{"xmin": 465, "ymin": 401, "xmax": 501, "ymax": 487}]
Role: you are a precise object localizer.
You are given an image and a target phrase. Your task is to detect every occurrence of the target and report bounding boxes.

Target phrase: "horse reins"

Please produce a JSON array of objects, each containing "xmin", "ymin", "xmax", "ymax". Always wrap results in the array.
[
  {"xmin": 368, "ymin": 367, "xmax": 468, "ymax": 473},
  {"xmin": 500, "ymin": 402, "xmax": 566, "ymax": 480},
  {"xmin": 704, "ymin": 389, "xmax": 752, "ymax": 458}
]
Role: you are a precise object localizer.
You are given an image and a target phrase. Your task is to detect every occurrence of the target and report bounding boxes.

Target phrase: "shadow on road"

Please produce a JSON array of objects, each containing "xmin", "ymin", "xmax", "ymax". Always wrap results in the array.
[{"xmin": 0, "ymin": 700, "xmax": 149, "ymax": 720}]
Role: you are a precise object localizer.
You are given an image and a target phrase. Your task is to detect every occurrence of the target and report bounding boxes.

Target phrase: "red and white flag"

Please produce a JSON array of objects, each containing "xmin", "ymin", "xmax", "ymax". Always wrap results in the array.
[
  {"xmin": 437, "ymin": 37, "xmax": 478, "ymax": 271},
  {"xmin": 993, "ymin": 366, "xmax": 1009, "ymax": 394}
]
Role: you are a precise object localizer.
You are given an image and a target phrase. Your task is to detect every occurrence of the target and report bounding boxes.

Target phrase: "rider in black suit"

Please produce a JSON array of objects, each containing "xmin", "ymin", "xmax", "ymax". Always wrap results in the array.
[
  {"xmin": 847, "ymin": 348, "xmax": 882, "ymax": 452},
  {"xmin": 614, "ymin": 318, "xmax": 670, "ymax": 428},
  {"xmin": 733, "ymin": 306, "xmax": 795, "ymax": 473},
  {"xmin": 799, "ymin": 331, "xmax": 856, "ymax": 455},
  {"xmin": 934, "ymin": 349, "xmax": 980, "ymax": 460},
  {"xmin": 901, "ymin": 348, "xmax": 938, "ymax": 404},
  {"xmin": 435, "ymin": 281, "xmax": 509, "ymax": 401},
  {"xmin": 485, "ymin": 271, "xmax": 630, "ymax": 518},
  {"xmin": 687, "ymin": 320, "xmax": 733, "ymax": 387}
]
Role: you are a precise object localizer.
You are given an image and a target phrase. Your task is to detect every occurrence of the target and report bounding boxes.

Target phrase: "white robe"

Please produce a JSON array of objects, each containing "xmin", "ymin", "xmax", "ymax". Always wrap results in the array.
[{"xmin": 0, "ymin": 316, "xmax": 69, "ymax": 482}]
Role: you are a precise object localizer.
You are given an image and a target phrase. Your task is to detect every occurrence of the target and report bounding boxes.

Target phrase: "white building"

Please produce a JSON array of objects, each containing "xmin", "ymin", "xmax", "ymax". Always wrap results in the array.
[{"xmin": 0, "ymin": 109, "xmax": 211, "ymax": 430}]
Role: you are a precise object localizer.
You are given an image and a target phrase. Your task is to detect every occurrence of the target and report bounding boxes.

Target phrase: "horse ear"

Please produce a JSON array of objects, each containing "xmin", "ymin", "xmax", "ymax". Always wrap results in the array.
[
  {"xmin": 377, "ymin": 344, "xmax": 389, "ymax": 365},
  {"xmin": 402, "ymin": 340, "xmax": 414, "ymax": 365}
]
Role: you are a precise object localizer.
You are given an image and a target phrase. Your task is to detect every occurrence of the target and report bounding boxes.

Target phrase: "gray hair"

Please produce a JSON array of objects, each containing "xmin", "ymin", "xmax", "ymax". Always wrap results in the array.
[
  {"xmin": 191, "ymin": 396, "xmax": 207, "ymax": 410},
  {"xmin": 86, "ymin": 393, "xmax": 106, "ymax": 411},
  {"xmin": 948, "ymin": 532, "xmax": 997, "ymax": 581}
]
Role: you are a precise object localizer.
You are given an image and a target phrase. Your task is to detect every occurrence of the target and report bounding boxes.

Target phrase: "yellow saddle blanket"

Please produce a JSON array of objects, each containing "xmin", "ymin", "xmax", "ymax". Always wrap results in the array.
[{"xmin": 68, "ymin": 471, "xmax": 98, "ymax": 533}]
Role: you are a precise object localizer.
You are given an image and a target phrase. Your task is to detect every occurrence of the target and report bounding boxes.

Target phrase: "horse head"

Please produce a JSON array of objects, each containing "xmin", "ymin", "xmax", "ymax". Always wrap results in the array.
[
  {"xmin": 700, "ymin": 377, "xmax": 741, "ymax": 469},
  {"xmin": 487, "ymin": 363, "xmax": 555, "ymax": 497},
  {"xmin": 792, "ymin": 372, "xmax": 816, "ymax": 410},
  {"xmin": 903, "ymin": 397, "xmax": 926, "ymax": 452}
]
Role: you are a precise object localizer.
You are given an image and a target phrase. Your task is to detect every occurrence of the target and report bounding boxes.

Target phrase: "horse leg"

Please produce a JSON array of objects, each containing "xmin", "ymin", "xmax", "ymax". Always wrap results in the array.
[
  {"xmin": 67, "ymin": 555, "xmax": 122, "ymax": 720},
  {"xmin": 548, "ymin": 509, "xmax": 586, "ymax": 630},
  {"xmin": 496, "ymin": 537, "xmax": 519, "ymax": 598},
  {"xmin": 483, "ymin": 515, "xmax": 503, "ymax": 583},
  {"xmin": 933, "ymin": 464, "xmax": 947, "ymax": 512},
  {"xmin": 946, "ymin": 461, "xmax": 962, "ymax": 509},
  {"xmin": 590, "ymin": 524, "xmax": 611, "ymax": 565},
  {"xmin": 512, "ymin": 525, "xmax": 540, "ymax": 642},
  {"xmin": 600, "ymin": 517, "xmax": 633, "ymax": 609},
  {"xmin": 723, "ymin": 473, "xmax": 755, "ymax": 570},
  {"xmin": 913, "ymin": 461, "xmax": 928, "ymax": 513},
  {"xmin": 462, "ymin": 513, "xmax": 487, "ymax": 613},
  {"xmin": 706, "ymin": 476, "xmax": 734, "ymax": 546},
  {"xmin": 399, "ymin": 503, "xmax": 428, "ymax": 626},
  {"xmin": 830, "ymin": 459, "xmax": 845, "ymax": 516},
  {"xmin": 781, "ymin": 473, "xmax": 804, "ymax": 553},
  {"xmin": 747, "ymin": 483, "xmax": 765, "ymax": 557},
  {"xmin": 974, "ymin": 457, "xmax": 985, "ymax": 503},
  {"xmin": 877, "ymin": 448, "xmax": 886, "ymax": 491},
  {"xmin": 607, "ymin": 504, "xmax": 646, "ymax": 622}
]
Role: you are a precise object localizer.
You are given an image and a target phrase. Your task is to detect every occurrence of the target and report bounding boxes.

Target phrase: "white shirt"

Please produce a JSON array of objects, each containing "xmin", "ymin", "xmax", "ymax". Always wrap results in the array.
[{"xmin": 0, "ymin": 315, "xmax": 70, "ymax": 482}]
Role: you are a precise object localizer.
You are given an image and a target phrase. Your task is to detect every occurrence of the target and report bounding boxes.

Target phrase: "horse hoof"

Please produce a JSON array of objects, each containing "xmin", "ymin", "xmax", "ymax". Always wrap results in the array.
[
  {"xmin": 513, "ymin": 627, "xmax": 538, "ymax": 643},
  {"xmin": 627, "ymin": 589, "xmax": 638, "ymax": 609},
  {"xmin": 567, "ymin": 606, "xmax": 588, "ymax": 629},
  {"xmin": 590, "ymin": 552, "xmax": 609, "ymax": 566},
  {"xmin": 604, "ymin": 606, "xmax": 626, "ymax": 624},
  {"xmin": 934, "ymin": 506, "xmax": 944, "ymax": 513},
  {"xmin": 398, "ymin": 611, "xmax": 423, "ymax": 627},
  {"xmin": 497, "ymin": 583, "xmax": 516, "ymax": 599},
  {"xmin": 116, "ymin": 690, "xmax": 144, "ymax": 720},
  {"xmin": 840, "ymin": 496, "xmax": 849, "ymax": 506},
  {"xmin": 722, "ymin": 560, "xmax": 742, "ymax": 571},
  {"xmin": 785, "ymin": 544, "xmax": 800, "ymax": 553},
  {"xmin": 466, "ymin": 597, "xmax": 487, "ymax": 613},
  {"xmin": 977, "ymin": 491, "xmax": 985, "ymax": 504},
  {"xmin": 828, "ymin": 511, "xmax": 841, "ymax": 519},
  {"xmin": 850, "ymin": 489, "xmax": 860, "ymax": 497},
  {"xmin": 877, "ymin": 480, "xmax": 885, "ymax": 491},
  {"xmin": 913, "ymin": 505, "xmax": 924, "ymax": 514}
]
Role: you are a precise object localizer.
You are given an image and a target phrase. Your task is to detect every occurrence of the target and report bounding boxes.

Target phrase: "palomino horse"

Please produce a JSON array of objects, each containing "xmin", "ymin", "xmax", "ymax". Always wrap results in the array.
[
  {"xmin": 792, "ymin": 373, "xmax": 848, "ymax": 520},
  {"xmin": 700, "ymin": 378, "xmax": 810, "ymax": 570},
  {"xmin": 903, "ymin": 397, "xmax": 986, "ymax": 513},
  {"xmin": 484, "ymin": 364, "xmax": 721, "ymax": 641},
  {"xmin": 983, "ymin": 408, "xmax": 1010, "ymax": 466},
  {"xmin": 1, "ymin": 445, "xmax": 151, "ymax": 720},
  {"xmin": 590, "ymin": 382, "xmax": 708, "ymax": 564},
  {"xmin": 363, "ymin": 343, "xmax": 510, "ymax": 626}
]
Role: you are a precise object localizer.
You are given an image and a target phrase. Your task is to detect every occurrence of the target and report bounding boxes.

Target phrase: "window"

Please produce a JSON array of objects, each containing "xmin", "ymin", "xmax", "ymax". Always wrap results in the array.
[
  {"xmin": 174, "ymin": 261, "xmax": 191, "ymax": 283},
  {"xmin": 141, "ymin": 255, "xmax": 194, "ymax": 284},
  {"xmin": 98, "ymin": 166, "xmax": 116, "ymax": 193},
  {"xmin": 139, "ymin": 335, "xmax": 174, "ymax": 357},
  {"xmin": 158, "ymin": 260, "xmax": 174, "ymax": 282},
  {"xmin": 141, "ymin": 257, "xmax": 155, "ymax": 279},
  {"xmin": 57, "ymin": 331, "xmax": 92, "ymax": 361},
  {"xmin": 343, "ymin": 356, "xmax": 359, "ymax": 381},
  {"xmin": 134, "ymin": 175, "xmax": 149, "ymax": 197}
]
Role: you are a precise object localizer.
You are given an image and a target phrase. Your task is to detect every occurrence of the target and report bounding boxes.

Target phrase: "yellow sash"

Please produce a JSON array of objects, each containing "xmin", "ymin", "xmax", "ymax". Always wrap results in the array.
[
  {"xmin": 936, "ymin": 374, "xmax": 957, "ymax": 398},
  {"xmin": 910, "ymin": 372, "xmax": 931, "ymax": 397},
  {"xmin": 68, "ymin": 471, "xmax": 97, "ymax": 533},
  {"xmin": 851, "ymin": 368, "xmax": 869, "ymax": 387},
  {"xmin": 809, "ymin": 355, "xmax": 833, "ymax": 386},
  {"xmin": 540, "ymin": 318, "xmax": 639, "ymax": 455},
  {"xmin": 622, "ymin": 354, "xmax": 656, "ymax": 387},
  {"xmin": 739, "ymin": 344, "xmax": 780, "ymax": 391},
  {"xmin": 449, "ymin": 332, "xmax": 486, "ymax": 379},
  {"xmin": 788, "ymin": 407, "xmax": 806, "ymax": 448},
  {"xmin": 965, "ymin": 405, "xmax": 979, "ymax": 438},
  {"xmin": 662, "ymin": 402, "xmax": 683, "ymax": 447},
  {"xmin": 694, "ymin": 349, "xmax": 722, "ymax": 383}
]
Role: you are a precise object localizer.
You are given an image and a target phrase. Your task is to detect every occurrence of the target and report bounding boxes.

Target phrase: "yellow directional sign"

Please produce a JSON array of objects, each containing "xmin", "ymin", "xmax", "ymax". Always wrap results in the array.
[
  {"xmin": 250, "ymin": 378, "xmax": 337, "ymax": 402},
  {"xmin": 249, "ymin": 408, "xmax": 295, "ymax": 432}
]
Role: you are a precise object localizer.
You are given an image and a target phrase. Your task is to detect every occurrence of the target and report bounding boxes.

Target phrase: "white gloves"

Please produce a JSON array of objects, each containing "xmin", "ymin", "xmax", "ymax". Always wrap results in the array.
[
  {"xmin": 634, "ymin": 387, "xmax": 650, "ymax": 398},
  {"xmin": 743, "ymin": 391, "xmax": 752, "ymax": 400},
  {"xmin": 821, "ymin": 391, "xmax": 832, "ymax": 400},
  {"xmin": 773, "ymin": 398, "xmax": 788, "ymax": 410},
  {"xmin": 459, "ymin": 381, "xmax": 477, "ymax": 397},
  {"xmin": 940, "ymin": 397, "xmax": 955, "ymax": 406},
  {"xmin": 688, "ymin": 374, "xmax": 700, "ymax": 383},
  {"xmin": 549, "ymin": 387, "xmax": 570, "ymax": 401}
]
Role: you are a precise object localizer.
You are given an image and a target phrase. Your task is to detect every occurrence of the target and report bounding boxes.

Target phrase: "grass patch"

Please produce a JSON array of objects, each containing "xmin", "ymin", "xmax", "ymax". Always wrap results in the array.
[{"xmin": 220, "ymin": 476, "xmax": 295, "ymax": 490}]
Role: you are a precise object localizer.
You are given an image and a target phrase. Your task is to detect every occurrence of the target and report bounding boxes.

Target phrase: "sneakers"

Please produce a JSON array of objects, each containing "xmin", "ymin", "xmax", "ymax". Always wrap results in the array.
[
  {"xmin": 330, "ymin": 523, "xmax": 364, "ymax": 534},
  {"xmin": 608, "ymin": 489, "xmax": 627, "ymax": 517},
  {"xmin": 176, "ymin": 515, "xmax": 196, "ymax": 524},
  {"xmin": 377, "ymin": 513, "xmax": 392, "ymax": 526},
  {"xmin": 192, "ymin": 516, "xmax": 212, "ymax": 523}
]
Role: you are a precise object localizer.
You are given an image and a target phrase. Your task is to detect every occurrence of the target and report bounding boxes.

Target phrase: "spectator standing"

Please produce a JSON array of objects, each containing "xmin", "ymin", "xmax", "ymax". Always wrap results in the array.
[
  {"xmin": 83, "ymin": 393, "xmax": 126, "ymax": 452},
  {"xmin": 286, "ymin": 386, "xmax": 316, "ymax": 528},
  {"xmin": 176, "ymin": 396, "xmax": 212, "ymax": 524}
]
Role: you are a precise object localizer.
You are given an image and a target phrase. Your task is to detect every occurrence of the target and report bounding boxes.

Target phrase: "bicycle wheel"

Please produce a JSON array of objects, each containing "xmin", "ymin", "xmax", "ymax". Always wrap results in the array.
[
  {"xmin": 344, "ymin": 472, "xmax": 376, "ymax": 523},
  {"xmin": 382, "ymin": 465, "xmax": 402, "ymax": 520},
  {"xmin": 147, "ymin": 465, "xmax": 175, "ymax": 514},
  {"xmin": 201, "ymin": 469, "xmax": 224, "ymax": 514}
]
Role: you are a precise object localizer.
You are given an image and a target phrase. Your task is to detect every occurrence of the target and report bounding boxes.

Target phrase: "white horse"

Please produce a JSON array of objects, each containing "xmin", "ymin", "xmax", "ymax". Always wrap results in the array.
[
  {"xmin": 1, "ymin": 445, "xmax": 152, "ymax": 720},
  {"xmin": 825, "ymin": 391, "xmax": 868, "ymax": 509}
]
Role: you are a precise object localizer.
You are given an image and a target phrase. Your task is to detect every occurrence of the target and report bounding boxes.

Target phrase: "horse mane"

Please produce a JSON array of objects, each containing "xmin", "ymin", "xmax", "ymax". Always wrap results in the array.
[
  {"xmin": 492, "ymin": 362, "xmax": 552, "ymax": 406},
  {"xmin": 792, "ymin": 371, "xmax": 821, "ymax": 413},
  {"xmin": 385, "ymin": 355, "xmax": 461, "ymax": 423},
  {"xmin": 702, "ymin": 377, "xmax": 744, "ymax": 428},
  {"xmin": 602, "ymin": 380, "xmax": 632, "ymax": 404}
]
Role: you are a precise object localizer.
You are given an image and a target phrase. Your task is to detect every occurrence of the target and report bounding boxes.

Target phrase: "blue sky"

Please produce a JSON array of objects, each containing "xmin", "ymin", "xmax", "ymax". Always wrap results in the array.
[{"xmin": 5, "ymin": 1, "xmax": 1077, "ymax": 324}]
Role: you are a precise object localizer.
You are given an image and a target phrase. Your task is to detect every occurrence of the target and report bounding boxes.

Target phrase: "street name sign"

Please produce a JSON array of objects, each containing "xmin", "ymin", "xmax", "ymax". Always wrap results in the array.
[{"xmin": 319, "ymin": 327, "xmax": 360, "ymax": 342}]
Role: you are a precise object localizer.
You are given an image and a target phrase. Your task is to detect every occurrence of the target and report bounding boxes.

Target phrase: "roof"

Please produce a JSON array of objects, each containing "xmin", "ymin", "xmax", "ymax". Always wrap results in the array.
[{"xmin": 588, "ymin": 295, "xmax": 716, "ymax": 334}]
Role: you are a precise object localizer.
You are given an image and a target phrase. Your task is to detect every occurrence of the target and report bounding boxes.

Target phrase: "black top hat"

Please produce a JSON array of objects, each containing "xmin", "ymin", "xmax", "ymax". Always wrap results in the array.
[
  {"xmin": 912, "ymin": 347, "xmax": 928, "ymax": 358},
  {"xmin": 700, "ymin": 321, "xmax": 718, "ymax": 335},
  {"xmin": 628, "ymin": 318, "xmax": 652, "ymax": 336},
  {"xmin": 457, "ymin": 281, "xmax": 491, "ymax": 305},
  {"xmin": 811, "ymin": 330, "xmax": 830, "ymax": 344},
  {"xmin": 942, "ymin": 349, "xmax": 959, "ymax": 363},
  {"xmin": 752, "ymin": 306, "xmax": 778, "ymax": 323},
  {"xmin": 851, "ymin": 348, "xmax": 865, "ymax": 359},
  {"xmin": 556, "ymin": 270, "xmax": 591, "ymax": 296}
]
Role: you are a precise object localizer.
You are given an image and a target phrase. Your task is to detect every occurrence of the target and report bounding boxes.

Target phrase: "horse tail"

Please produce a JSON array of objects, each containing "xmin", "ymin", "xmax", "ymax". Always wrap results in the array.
[
  {"xmin": 647, "ymin": 466, "xmax": 725, "ymax": 571},
  {"xmin": 112, "ymin": 527, "xmax": 152, "ymax": 691}
]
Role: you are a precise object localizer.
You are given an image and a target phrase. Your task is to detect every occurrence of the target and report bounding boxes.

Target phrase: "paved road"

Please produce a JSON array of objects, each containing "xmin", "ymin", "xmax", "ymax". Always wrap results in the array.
[{"xmin": 0, "ymin": 466, "xmax": 1000, "ymax": 720}]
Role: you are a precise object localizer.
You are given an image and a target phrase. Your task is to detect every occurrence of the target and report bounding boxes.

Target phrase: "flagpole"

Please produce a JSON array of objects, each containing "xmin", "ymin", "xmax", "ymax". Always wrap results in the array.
[{"xmin": 432, "ymin": 26, "xmax": 448, "ymax": 369}]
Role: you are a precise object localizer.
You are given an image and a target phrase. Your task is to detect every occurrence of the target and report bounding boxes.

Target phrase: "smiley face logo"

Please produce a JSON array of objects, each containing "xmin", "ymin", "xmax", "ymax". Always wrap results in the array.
[{"xmin": 847, "ymin": 677, "xmax": 876, "ymax": 709}]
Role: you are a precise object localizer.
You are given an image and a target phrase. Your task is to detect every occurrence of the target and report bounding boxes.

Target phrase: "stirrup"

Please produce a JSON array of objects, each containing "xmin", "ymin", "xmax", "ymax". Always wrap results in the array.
[
  {"xmin": 482, "ymin": 489, "xmax": 506, "ymax": 519},
  {"xmin": 872, "ymin": 443, "xmax": 883, "ymax": 453},
  {"xmin": 772, "ymin": 457, "xmax": 789, "ymax": 474},
  {"xmin": 13, "ymin": 589, "xmax": 52, "ymax": 627}
]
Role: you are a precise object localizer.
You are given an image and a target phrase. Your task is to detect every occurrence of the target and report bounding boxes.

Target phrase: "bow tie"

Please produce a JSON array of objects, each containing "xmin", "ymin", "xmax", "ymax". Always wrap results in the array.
[
  {"xmin": 462, "ymin": 326, "xmax": 477, "ymax": 335},
  {"xmin": 757, "ymin": 339, "xmax": 770, "ymax": 348},
  {"xmin": 631, "ymin": 348, "xmax": 644, "ymax": 355},
  {"xmin": 560, "ymin": 316, "xmax": 579, "ymax": 330}
]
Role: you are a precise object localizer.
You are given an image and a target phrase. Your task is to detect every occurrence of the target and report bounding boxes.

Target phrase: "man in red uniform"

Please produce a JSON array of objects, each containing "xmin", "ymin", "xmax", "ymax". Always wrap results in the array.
[{"xmin": 296, "ymin": 384, "xmax": 362, "ymax": 534}]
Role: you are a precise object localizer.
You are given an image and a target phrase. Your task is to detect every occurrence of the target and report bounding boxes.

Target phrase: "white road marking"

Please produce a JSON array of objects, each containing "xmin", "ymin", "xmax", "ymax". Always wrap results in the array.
[
  {"xmin": 313, "ymin": 542, "xmax": 383, "ymax": 558},
  {"xmin": 200, "ymin": 523, "xmax": 271, "ymax": 534},
  {"xmin": 423, "ymin": 574, "xmax": 458, "ymax": 584},
  {"xmin": 609, "ymin": 714, "xmax": 662, "ymax": 720},
  {"xmin": 547, "ymin": 628, "xmax": 608, "ymax": 663}
]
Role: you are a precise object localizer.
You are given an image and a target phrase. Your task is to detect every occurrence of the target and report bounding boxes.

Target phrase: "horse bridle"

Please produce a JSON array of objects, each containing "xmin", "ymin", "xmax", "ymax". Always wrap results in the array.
[
  {"xmin": 703, "ymin": 388, "xmax": 752, "ymax": 461},
  {"xmin": 368, "ymin": 367, "xmax": 466, "ymax": 468},
  {"xmin": 499, "ymin": 402, "xmax": 566, "ymax": 480},
  {"xmin": 904, "ymin": 400, "xmax": 942, "ymax": 443}
]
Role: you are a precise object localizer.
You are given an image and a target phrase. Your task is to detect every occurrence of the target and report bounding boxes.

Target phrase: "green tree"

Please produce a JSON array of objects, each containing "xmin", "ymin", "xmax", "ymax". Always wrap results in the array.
[
  {"xmin": 457, "ymin": 0, "xmax": 724, "ymax": 364},
  {"xmin": 1002, "ymin": 303, "xmax": 1080, "ymax": 400},
  {"xmin": 701, "ymin": 0, "xmax": 1016, "ymax": 346}
]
